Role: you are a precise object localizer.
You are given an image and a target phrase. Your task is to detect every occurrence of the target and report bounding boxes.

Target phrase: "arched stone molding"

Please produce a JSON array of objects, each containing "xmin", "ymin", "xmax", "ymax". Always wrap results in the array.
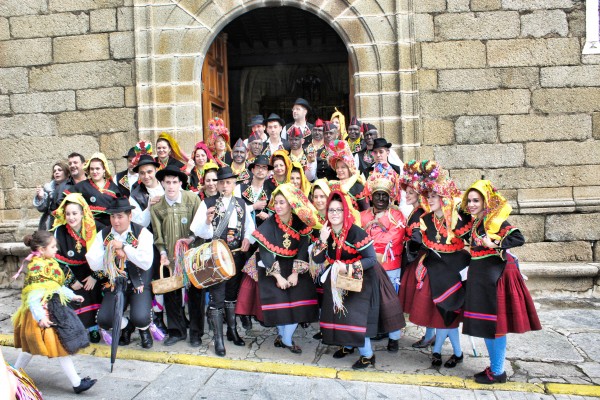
[{"xmin": 133, "ymin": 0, "xmax": 421, "ymax": 158}]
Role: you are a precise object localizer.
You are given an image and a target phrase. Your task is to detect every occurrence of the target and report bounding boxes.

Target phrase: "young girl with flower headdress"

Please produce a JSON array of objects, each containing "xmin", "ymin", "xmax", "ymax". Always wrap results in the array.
[
  {"xmin": 461, "ymin": 180, "xmax": 541, "ymax": 384},
  {"xmin": 12, "ymin": 230, "xmax": 96, "ymax": 394},
  {"xmin": 409, "ymin": 162, "xmax": 472, "ymax": 370},
  {"xmin": 206, "ymin": 118, "xmax": 232, "ymax": 167}
]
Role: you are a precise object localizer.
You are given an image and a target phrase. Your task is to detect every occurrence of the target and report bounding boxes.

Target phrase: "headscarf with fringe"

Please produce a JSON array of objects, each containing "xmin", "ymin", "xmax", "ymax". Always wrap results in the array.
[
  {"xmin": 269, "ymin": 183, "xmax": 317, "ymax": 228},
  {"xmin": 192, "ymin": 141, "xmax": 216, "ymax": 166},
  {"xmin": 51, "ymin": 193, "xmax": 97, "ymax": 249},
  {"xmin": 270, "ymin": 149, "xmax": 293, "ymax": 183},
  {"xmin": 461, "ymin": 179, "xmax": 512, "ymax": 242},
  {"xmin": 291, "ymin": 161, "xmax": 311, "ymax": 197},
  {"xmin": 310, "ymin": 179, "xmax": 331, "ymax": 230},
  {"xmin": 83, "ymin": 152, "xmax": 112, "ymax": 181},
  {"xmin": 157, "ymin": 132, "xmax": 190, "ymax": 163}
]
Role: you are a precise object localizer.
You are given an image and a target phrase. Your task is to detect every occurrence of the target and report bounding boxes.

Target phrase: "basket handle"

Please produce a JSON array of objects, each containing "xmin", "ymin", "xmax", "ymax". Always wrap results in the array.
[{"xmin": 159, "ymin": 264, "xmax": 173, "ymax": 279}]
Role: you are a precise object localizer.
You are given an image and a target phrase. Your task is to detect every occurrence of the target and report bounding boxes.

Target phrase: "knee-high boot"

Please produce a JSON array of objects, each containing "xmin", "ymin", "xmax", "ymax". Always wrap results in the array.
[
  {"xmin": 208, "ymin": 308, "xmax": 226, "ymax": 357},
  {"xmin": 225, "ymin": 302, "xmax": 245, "ymax": 346}
]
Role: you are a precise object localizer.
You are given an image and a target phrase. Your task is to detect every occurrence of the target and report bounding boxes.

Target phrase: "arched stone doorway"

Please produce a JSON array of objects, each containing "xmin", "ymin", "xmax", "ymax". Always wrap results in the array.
[{"xmin": 133, "ymin": 0, "xmax": 421, "ymax": 159}]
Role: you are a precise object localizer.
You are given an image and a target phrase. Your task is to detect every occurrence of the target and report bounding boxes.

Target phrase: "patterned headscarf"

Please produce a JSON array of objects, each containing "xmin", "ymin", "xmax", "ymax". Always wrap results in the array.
[
  {"xmin": 328, "ymin": 140, "xmax": 357, "ymax": 176},
  {"xmin": 83, "ymin": 152, "xmax": 112, "ymax": 181},
  {"xmin": 290, "ymin": 161, "xmax": 311, "ymax": 197},
  {"xmin": 157, "ymin": 132, "xmax": 189, "ymax": 163},
  {"xmin": 461, "ymin": 180, "xmax": 512, "ymax": 242},
  {"xmin": 192, "ymin": 141, "xmax": 216, "ymax": 165},
  {"xmin": 51, "ymin": 193, "xmax": 97, "ymax": 249},
  {"xmin": 326, "ymin": 190, "xmax": 361, "ymax": 260},
  {"xmin": 269, "ymin": 183, "xmax": 317, "ymax": 228}
]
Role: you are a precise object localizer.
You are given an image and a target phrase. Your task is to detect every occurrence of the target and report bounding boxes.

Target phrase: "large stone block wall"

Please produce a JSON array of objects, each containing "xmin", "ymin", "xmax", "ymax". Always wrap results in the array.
[
  {"xmin": 0, "ymin": 0, "xmax": 598, "ymax": 264},
  {"xmin": 415, "ymin": 0, "xmax": 600, "ymax": 263},
  {"xmin": 0, "ymin": 0, "xmax": 137, "ymax": 221}
]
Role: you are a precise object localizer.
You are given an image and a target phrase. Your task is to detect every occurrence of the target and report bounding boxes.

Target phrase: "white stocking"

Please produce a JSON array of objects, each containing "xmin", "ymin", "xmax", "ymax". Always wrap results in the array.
[
  {"xmin": 14, "ymin": 351, "xmax": 33, "ymax": 369},
  {"xmin": 58, "ymin": 356, "xmax": 81, "ymax": 387}
]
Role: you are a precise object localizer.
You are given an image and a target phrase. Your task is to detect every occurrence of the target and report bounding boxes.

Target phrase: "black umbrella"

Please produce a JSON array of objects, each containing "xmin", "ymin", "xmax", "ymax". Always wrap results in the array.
[{"xmin": 110, "ymin": 275, "xmax": 127, "ymax": 372}]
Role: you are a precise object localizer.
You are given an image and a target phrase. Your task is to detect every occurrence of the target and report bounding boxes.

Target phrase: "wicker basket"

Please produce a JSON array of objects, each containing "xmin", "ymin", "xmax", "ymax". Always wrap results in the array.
[
  {"xmin": 335, "ymin": 269, "xmax": 363, "ymax": 292},
  {"xmin": 151, "ymin": 265, "xmax": 184, "ymax": 294}
]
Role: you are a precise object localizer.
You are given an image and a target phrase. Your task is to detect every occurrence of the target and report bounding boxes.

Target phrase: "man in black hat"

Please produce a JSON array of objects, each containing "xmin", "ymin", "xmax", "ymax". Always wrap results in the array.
[
  {"xmin": 314, "ymin": 121, "xmax": 338, "ymax": 180},
  {"xmin": 284, "ymin": 98, "xmax": 313, "ymax": 143},
  {"xmin": 190, "ymin": 166, "xmax": 255, "ymax": 357},
  {"xmin": 128, "ymin": 154, "xmax": 168, "ymax": 333},
  {"xmin": 367, "ymin": 138, "xmax": 401, "ymax": 176},
  {"xmin": 150, "ymin": 165, "xmax": 202, "ymax": 347},
  {"xmin": 235, "ymin": 155, "xmax": 273, "ymax": 227},
  {"xmin": 114, "ymin": 147, "xmax": 138, "ymax": 197},
  {"xmin": 244, "ymin": 115, "xmax": 267, "ymax": 147},
  {"xmin": 86, "ymin": 196, "xmax": 155, "ymax": 349},
  {"xmin": 263, "ymin": 113, "xmax": 289, "ymax": 157}
]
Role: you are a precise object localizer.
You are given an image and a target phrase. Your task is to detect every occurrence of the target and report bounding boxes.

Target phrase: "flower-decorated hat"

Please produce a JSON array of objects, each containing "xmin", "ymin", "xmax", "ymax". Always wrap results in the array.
[{"xmin": 327, "ymin": 140, "xmax": 356, "ymax": 175}]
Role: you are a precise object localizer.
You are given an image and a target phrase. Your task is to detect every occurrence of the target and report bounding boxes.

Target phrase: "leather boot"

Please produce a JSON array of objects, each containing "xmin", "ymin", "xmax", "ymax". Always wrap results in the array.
[
  {"xmin": 225, "ymin": 302, "xmax": 245, "ymax": 346},
  {"xmin": 152, "ymin": 311, "xmax": 167, "ymax": 335},
  {"xmin": 208, "ymin": 308, "xmax": 226, "ymax": 357},
  {"xmin": 240, "ymin": 315, "xmax": 253, "ymax": 330},
  {"xmin": 118, "ymin": 320, "xmax": 135, "ymax": 346},
  {"xmin": 139, "ymin": 328, "xmax": 153, "ymax": 349}
]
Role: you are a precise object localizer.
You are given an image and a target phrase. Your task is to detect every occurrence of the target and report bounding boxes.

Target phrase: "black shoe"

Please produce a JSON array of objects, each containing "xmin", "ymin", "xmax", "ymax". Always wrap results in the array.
[
  {"xmin": 153, "ymin": 311, "xmax": 167, "ymax": 335},
  {"xmin": 224, "ymin": 302, "xmax": 245, "ymax": 346},
  {"xmin": 371, "ymin": 332, "xmax": 388, "ymax": 341},
  {"xmin": 139, "ymin": 328, "xmax": 153, "ymax": 349},
  {"xmin": 352, "ymin": 355, "xmax": 375, "ymax": 370},
  {"xmin": 387, "ymin": 339, "xmax": 399, "ymax": 353},
  {"xmin": 475, "ymin": 370, "xmax": 507, "ymax": 384},
  {"xmin": 474, "ymin": 366, "xmax": 492, "ymax": 378},
  {"xmin": 240, "ymin": 315, "xmax": 253, "ymax": 330},
  {"xmin": 274, "ymin": 335, "xmax": 284, "ymax": 348},
  {"xmin": 189, "ymin": 332, "xmax": 202, "ymax": 347},
  {"xmin": 118, "ymin": 321, "xmax": 136, "ymax": 346},
  {"xmin": 312, "ymin": 331, "xmax": 322, "ymax": 340},
  {"xmin": 333, "ymin": 346, "xmax": 355, "ymax": 359},
  {"xmin": 431, "ymin": 352, "xmax": 442, "ymax": 367},
  {"xmin": 89, "ymin": 330, "xmax": 101, "ymax": 344},
  {"xmin": 300, "ymin": 322, "xmax": 310, "ymax": 329},
  {"xmin": 208, "ymin": 308, "xmax": 226, "ymax": 357},
  {"xmin": 163, "ymin": 334, "xmax": 186, "ymax": 346},
  {"xmin": 412, "ymin": 335, "xmax": 436, "ymax": 348},
  {"xmin": 73, "ymin": 377, "xmax": 97, "ymax": 394},
  {"xmin": 281, "ymin": 341, "xmax": 302, "ymax": 354},
  {"xmin": 444, "ymin": 353, "xmax": 463, "ymax": 368}
]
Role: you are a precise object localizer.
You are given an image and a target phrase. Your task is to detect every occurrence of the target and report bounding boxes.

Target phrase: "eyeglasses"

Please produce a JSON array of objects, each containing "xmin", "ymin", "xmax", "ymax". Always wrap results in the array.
[{"xmin": 328, "ymin": 208, "xmax": 344, "ymax": 215}]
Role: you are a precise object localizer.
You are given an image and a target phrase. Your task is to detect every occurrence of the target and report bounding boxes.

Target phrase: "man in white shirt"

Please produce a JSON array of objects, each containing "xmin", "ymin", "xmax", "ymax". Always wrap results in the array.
[
  {"xmin": 190, "ymin": 166, "xmax": 255, "ymax": 356},
  {"xmin": 263, "ymin": 113, "xmax": 289, "ymax": 157},
  {"xmin": 86, "ymin": 197, "xmax": 155, "ymax": 349},
  {"xmin": 284, "ymin": 98, "xmax": 313, "ymax": 143}
]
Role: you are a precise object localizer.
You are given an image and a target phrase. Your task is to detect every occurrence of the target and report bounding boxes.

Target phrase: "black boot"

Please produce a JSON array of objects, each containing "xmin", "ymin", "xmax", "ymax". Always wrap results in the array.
[
  {"xmin": 208, "ymin": 308, "xmax": 226, "ymax": 357},
  {"xmin": 225, "ymin": 302, "xmax": 245, "ymax": 346},
  {"xmin": 153, "ymin": 311, "xmax": 167, "ymax": 335},
  {"xmin": 118, "ymin": 320, "xmax": 135, "ymax": 346},
  {"xmin": 240, "ymin": 315, "xmax": 252, "ymax": 330},
  {"xmin": 139, "ymin": 328, "xmax": 153, "ymax": 349}
]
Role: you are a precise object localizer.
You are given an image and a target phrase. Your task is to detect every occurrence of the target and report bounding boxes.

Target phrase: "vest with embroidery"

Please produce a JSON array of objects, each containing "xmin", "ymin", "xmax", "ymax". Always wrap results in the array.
[
  {"xmin": 204, "ymin": 195, "xmax": 246, "ymax": 249},
  {"xmin": 100, "ymin": 222, "xmax": 150, "ymax": 286}
]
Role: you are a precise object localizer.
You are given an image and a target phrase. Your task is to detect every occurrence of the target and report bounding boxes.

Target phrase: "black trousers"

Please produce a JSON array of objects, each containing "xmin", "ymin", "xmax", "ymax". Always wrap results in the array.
[{"xmin": 97, "ymin": 283, "xmax": 152, "ymax": 330}]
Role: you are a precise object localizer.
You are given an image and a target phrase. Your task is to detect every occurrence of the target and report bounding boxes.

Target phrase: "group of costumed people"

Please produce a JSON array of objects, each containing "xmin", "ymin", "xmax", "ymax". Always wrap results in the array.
[{"xmin": 9, "ymin": 98, "xmax": 541, "ymax": 397}]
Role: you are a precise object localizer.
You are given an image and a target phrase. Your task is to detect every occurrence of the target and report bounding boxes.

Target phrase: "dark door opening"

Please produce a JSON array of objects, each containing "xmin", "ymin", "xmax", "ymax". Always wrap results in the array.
[{"xmin": 217, "ymin": 6, "xmax": 350, "ymax": 143}]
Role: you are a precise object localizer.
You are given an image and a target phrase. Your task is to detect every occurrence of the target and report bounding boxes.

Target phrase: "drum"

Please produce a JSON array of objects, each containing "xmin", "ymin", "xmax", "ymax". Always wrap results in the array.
[{"xmin": 185, "ymin": 239, "xmax": 235, "ymax": 289}]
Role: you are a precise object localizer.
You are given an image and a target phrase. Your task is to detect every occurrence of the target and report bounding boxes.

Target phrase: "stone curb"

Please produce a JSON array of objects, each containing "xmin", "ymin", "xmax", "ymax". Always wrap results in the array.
[{"xmin": 2, "ymin": 334, "xmax": 598, "ymax": 396}]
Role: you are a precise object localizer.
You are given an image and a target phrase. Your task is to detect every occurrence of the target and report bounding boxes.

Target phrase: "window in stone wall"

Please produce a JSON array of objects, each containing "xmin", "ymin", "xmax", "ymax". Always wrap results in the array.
[{"xmin": 584, "ymin": 0, "xmax": 600, "ymax": 54}]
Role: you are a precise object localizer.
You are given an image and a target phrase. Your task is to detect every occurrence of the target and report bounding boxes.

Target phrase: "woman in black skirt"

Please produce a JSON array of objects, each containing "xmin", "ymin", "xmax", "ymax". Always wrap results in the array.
[{"xmin": 252, "ymin": 183, "xmax": 319, "ymax": 354}]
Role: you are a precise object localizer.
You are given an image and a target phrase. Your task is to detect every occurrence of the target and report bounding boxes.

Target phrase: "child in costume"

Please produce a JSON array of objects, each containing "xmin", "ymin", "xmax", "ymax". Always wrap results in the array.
[{"xmin": 12, "ymin": 230, "xmax": 96, "ymax": 394}]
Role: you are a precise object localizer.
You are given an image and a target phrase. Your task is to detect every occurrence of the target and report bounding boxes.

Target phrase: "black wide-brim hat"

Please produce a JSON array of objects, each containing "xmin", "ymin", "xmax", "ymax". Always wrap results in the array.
[
  {"xmin": 293, "ymin": 98, "xmax": 311, "ymax": 112},
  {"xmin": 155, "ymin": 164, "xmax": 188, "ymax": 187},
  {"xmin": 132, "ymin": 154, "xmax": 160, "ymax": 173},
  {"xmin": 248, "ymin": 155, "xmax": 274, "ymax": 171},
  {"xmin": 122, "ymin": 147, "xmax": 136, "ymax": 159},
  {"xmin": 216, "ymin": 166, "xmax": 238, "ymax": 181},
  {"xmin": 105, "ymin": 196, "xmax": 135, "ymax": 214},
  {"xmin": 372, "ymin": 138, "xmax": 392, "ymax": 150},
  {"xmin": 247, "ymin": 115, "xmax": 265, "ymax": 127},
  {"xmin": 265, "ymin": 113, "xmax": 285, "ymax": 127}
]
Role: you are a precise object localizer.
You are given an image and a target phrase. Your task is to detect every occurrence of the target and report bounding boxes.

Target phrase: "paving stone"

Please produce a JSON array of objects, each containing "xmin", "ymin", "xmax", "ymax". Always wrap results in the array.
[
  {"xmin": 579, "ymin": 362, "xmax": 600, "ymax": 378},
  {"xmin": 569, "ymin": 333, "xmax": 600, "ymax": 362},
  {"xmin": 507, "ymin": 329, "xmax": 584, "ymax": 363},
  {"xmin": 312, "ymin": 378, "xmax": 368, "ymax": 399},
  {"xmin": 203, "ymin": 368, "xmax": 264, "ymax": 392},
  {"xmin": 136, "ymin": 364, "xmax": 215, "ymax": 399},
  {"xmin": 537, "ymin": 309, "xmax": 600, "ymax": 331}
]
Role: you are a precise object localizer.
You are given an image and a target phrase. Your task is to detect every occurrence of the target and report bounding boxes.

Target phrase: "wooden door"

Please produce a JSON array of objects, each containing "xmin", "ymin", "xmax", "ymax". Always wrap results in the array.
[{"xmin": 202, "ymin": 33, "xmax": 229, "ymax": 141}]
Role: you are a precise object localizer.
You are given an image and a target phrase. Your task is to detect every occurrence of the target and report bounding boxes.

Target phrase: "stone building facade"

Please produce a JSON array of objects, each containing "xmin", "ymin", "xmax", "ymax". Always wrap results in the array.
[{"xmin": 0, "ymin": 0, "xmax": 598, "ymax": 264}]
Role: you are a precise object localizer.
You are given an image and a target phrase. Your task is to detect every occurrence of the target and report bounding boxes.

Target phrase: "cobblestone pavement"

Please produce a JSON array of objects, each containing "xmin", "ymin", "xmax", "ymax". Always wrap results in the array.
[{"xmin": 1, "ymin": 288, "xmax": 599, "ymax": 398}]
